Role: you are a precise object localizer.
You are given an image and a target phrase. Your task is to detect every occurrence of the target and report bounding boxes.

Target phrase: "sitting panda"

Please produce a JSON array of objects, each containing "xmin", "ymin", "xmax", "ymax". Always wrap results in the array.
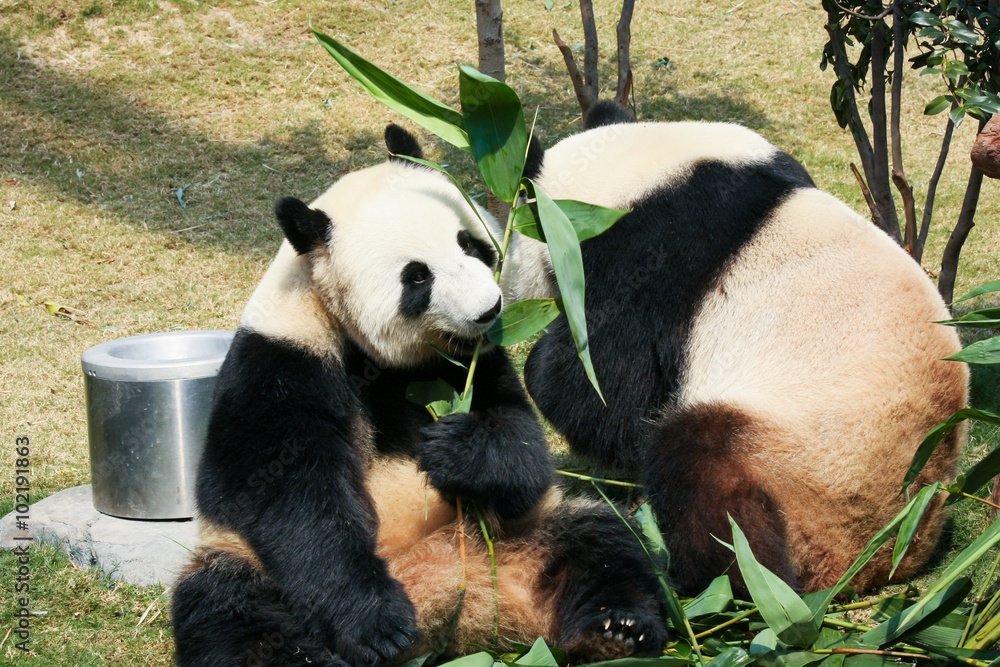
[
  {"xmin": 520, "ymin": 101, "xmax": 969, "ymax": 595},
  {"xmin": 171, "ymin": 124, "xmax": 667, "ymax": 667}
]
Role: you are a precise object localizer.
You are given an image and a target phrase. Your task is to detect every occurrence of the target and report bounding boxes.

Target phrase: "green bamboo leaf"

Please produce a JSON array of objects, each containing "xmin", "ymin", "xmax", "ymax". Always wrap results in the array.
[
  {"xmin": 901, "ymin": 408, "xmax": 993, "ymax": 492},
  {"xmin": 860, "ymin": 577, "xmax": 972, "ymax": 646},
  {"xmin": 924, "ymin": 94, "xmax": 952, "ymax": 115},
  {"xmin": 459, "ymin": 66, "xmax": 526, "ymax": 203},
  {"xmin": 428, "ymin": 343, "xmax": 468, "ymax": 368},
  {"xmin": 584, "ymin": 659, "xmax": 693, "ymax": 667},
  {"xmin": 945, "ymin": 337, "xmax": 1000, "ymax": 364},
  {"xmin": 888, "ymin": 514, "xmax": 1000, "ymax": 636},
  {"xmin": 634, "ymin": 502, "xmax": 669, "ymax": 563},
  {"xmin": 514, "ymin": 637, "xmax": 559, "ymax": 666},
  {"xmin": 890, "ymin": 483, "xmax": 943, "ymax": 579},
  {"xmin": 683, "ymin": 575, "xmax": 734, "ymax": 618},
  {"xmin": 937, "ymin": 307, "xmax": 1000, "ymax": 328},
  {"xmin": 405, "ymin": 378, "xmax": 471, "ymax": 418},
  {"xmin": 729, "ymin": 516, "xmax": 819, "ymax": 648},
  {"xmin": 709, "ymin": 646, "xmax": 754, "ymax": 667},
  {"xmin": 513, "ymin": 199, "xmax": 628, "ymax": 243},
  {"xmin": 487, "ymin": 298, "xmax": 562, "ymax": 346},
  {"xmin": 530, "ymin": 181, "xmax": 604, "ymax": 402},
  {"xmin": 435, "ymin": 652, "xmax": 495, "ymax": 667},
  {"xmin": 312, "ymin": 29, "xmax": 470, "ymax": 152}
]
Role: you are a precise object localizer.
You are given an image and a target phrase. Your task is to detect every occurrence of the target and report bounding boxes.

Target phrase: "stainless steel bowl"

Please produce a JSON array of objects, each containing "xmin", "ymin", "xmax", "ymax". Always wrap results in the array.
[{"xmin": 81, "ymin": 330, "xmax": 235, "ymax": 519}]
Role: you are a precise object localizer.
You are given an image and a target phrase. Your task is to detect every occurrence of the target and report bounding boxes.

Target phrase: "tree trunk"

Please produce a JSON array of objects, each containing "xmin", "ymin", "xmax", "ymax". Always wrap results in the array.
[
  {"xmin": 939, "ymin": 164, "xmax": 985, "ymax": 305},
  {"xmin": 474, "ymin": 0, "xmax": 509, "ymax": 222}
]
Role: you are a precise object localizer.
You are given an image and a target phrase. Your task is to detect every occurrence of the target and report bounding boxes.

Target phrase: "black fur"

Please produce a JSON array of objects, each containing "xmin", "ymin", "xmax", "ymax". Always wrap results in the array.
[
  {"xmin": 274, "ymin": 197, "xmax": 332, "ymax": 256},
  {"xmin": 176, "ymin": 331, "xmax": 558, "ymax": 664},
  {"xmin": 400, "ymin": 261, "xmax": 434, "ymax": 318},
  {"xmin": 191, "ymin": 330, "xmax": 419, "ymax": 665},
  {"xmin": 525, "ymin": 154, "xmax": 816, "ymax": 470},
  {"xmin": 524, "ymin": 135, "xmax": 546, "ymax": 180},
  {"xmin": 458, "ymin": 229, "xmax": 497, "ymax": 268},
  {"xmin": 385, "ymin": 124, "xmax": 424, "ymax": 162},
  {"xmin": 542, "ymin": 501, "xmax": 668, "ymax": 662},
  {"xmin": 583, "ymin": 100, "xmax": 635, "ymax": 130}
]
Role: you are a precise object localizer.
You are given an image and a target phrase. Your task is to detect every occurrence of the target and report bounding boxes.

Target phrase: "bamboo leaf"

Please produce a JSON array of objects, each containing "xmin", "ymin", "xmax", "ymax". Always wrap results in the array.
[
  {"xmin": 890, "ymin": 482, "xmax": 942, "ymax": 579},
  {"xmin": 312, "ymin": 28, "xmax": 470, "ymax": 152},
  {"xmin": 954, "ymin": 279, "xmax": 1000, "ymax": 303},
  {"xmin": 634, "ymin": 503, "xmax": 669, "ymax": 563},
  {"xmin": 901, "ymin": 408, "xmax": 994, "ymax": 492},
  {"xmin": 729, "ymin": 516, "xmax": 819, "ymax": 648},
  {"xmin": 937, "ymin": 307, "xmax": 1000, "ymax": 328},
  {"xmin": 459, "ymin": 66, "xmax": 526, "ymax": 203},
  {"xmin": 514, "ymin": 637, "xmax": 559, "ymax": 666},
  {"xmin": 530, "ymin": 181, "xmax": 604, "ymax": 402},
  {"xmin": 513, "ymin": 198, "xmax": 628, "ymax": 243},
  {"xmin": 683, "ymin": 575, "xmax": 734, "ymax": 618},
  {"xmin": 860, "ymin": 577, "xmax": 972, "ymax": 646},
  {"xmin": 405, "ymin": 379, "xmax": 471, "ymax": 418},
  {"xmin": 945, "ymin": 337, "xmax": 1000, "ymax": 364},
  {"xmin": 486, "ymin": 298, "xmax": 562, "ymax": 346},
  {"xmin": 435, "ymin": 652, "xmax": 495, "ymax": 667},
  {"xmin": 709, "ymin": 647, "xmax": 754, "ymax": 667}
]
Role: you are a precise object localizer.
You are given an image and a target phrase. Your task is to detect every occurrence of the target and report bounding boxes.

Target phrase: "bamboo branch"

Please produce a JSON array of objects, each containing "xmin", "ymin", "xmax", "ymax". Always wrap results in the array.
[
  {"xmin": 615, "ymin": 0, "xmax": 635, "ymax": 107},
  {"xmin": 553, "ymin": 28, "xmax": 593, "ymax": 117}
]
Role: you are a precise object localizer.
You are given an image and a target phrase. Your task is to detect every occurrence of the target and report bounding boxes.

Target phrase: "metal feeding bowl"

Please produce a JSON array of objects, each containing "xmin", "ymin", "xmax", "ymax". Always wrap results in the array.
[{"xmin": 81, "ymin": 330, "xmax": 235, "ymax": 520}]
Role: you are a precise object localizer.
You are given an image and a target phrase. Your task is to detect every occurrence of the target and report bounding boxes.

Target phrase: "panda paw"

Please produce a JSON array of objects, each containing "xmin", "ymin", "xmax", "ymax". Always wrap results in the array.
[
  {"xmin": 563, "ymin": 608, "xmax": 667, "ymax": 663},
  {"xmin": 333, "ymin": 580, "xmax": 419, "ymax": 666},
  {"xmin": 417, "ymin": 413, "xmax": 485, "ymax": 492}
]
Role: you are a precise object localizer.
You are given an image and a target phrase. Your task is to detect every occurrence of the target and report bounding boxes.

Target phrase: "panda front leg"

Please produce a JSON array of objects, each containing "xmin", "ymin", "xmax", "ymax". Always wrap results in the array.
[
  {"xmin": 539, "ymin": 497, "xmax": 669, "ymax": 662},
  {"xmin": 416, "ymin": 348, "xmax": 554, "ymax": 520}
]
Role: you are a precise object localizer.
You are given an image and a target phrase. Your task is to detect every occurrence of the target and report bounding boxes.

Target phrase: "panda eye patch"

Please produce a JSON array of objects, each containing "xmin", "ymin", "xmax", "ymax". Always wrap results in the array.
[
  {"xmin": 402, "ymin": 261, "xmax": 431, "ymax": 285},
  {"xmin": 457, "ymin": 230, "xmax": 497, "ymax": 267}
]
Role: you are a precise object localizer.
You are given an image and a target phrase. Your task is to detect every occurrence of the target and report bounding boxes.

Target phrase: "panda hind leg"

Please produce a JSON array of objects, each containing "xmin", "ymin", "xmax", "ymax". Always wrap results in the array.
[
  {"xmin": 541, "ymin": 497, "xmax": 668, "ymax": 663},
  {"xmin": 172, "ymin": 548, "xmax": 342, "ymax": 667},
  {"xmin": 644, "ymin": 402, "xmax": 798, "ymax": 596}
]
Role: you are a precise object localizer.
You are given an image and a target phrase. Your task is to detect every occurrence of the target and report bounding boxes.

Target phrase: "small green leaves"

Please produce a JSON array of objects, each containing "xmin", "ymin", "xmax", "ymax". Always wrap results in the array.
[
  {"xmin": 459, "ymin": 66, "xmax": 527, "ymax": 203},
  {"xmin": 924, "ymin": 94, "xmax": 952, "ymax": 115},
  {"xmin": 529, "ymin": 181, "xmax": 604, "ymax": 402},
  {"xmin": 487, "ymin": 298, "xmax": 562, "ymax": 346},
  {"xmin": 405, "ymin": 378, "xmax": 471, "ymax": 419},
  {"xmin": 312, "ymin": 29, "xmax": 471, "ymax": 152}
]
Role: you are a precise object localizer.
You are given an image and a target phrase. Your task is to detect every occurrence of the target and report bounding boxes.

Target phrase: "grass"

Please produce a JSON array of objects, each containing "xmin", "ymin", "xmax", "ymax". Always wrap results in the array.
[{"xmin": 1, "ymin": 0, "xmax": 998, "ymax": 662}]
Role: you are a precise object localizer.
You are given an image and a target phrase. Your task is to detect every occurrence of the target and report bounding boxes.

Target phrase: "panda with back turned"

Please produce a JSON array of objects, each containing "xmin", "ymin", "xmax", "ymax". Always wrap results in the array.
[
  {"xmin": 519, "ymin": 101, "xmax": 969, "ymax": 595},
  {"xmin": 170, "ymin": 124, "xmax": 667, "ymax": 667}
]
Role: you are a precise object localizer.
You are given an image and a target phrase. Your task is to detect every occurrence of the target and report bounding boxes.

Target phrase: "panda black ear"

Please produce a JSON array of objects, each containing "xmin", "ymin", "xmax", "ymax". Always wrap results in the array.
[
  {"xmin": 274, "ymin": 197, "xmax": 331, "ymax": 256},
  {"xmin": 385, "ymin": 124, "xmax": 423, "ymax": 163},
  {"xmin": 523, "ymin": 135, "xmax": 545, "ymax": 180}
]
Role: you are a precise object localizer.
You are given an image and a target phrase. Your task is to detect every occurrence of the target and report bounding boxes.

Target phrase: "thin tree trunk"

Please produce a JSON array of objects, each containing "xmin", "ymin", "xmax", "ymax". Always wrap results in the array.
[
  {"xmin": 918, "ymin": 112, "xmax": 957, "ymax": 263},
  {"xmin": 615, "ymin": 0, "xmax": 635, "ymax": 107},
  {"xmin": 939, "ymin": 160, "xmax": 985, "ymax": 305},
  {"xmin": 580, "ymin": 0, "xmax": 599, "ymax": 104},
  {"xmin": 890, "ymin": 5, "xmax": 916, "ymax": 257},
  {"xmin": 474, "ymin": 0, "xmax": 509, "ymax": 222},
  {"xmin": 869, "ymin": 18, "xmax": 903, "ymax": 243}
]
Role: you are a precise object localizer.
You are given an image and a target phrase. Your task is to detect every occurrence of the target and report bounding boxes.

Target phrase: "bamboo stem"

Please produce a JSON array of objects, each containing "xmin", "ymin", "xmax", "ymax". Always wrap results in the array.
[{"xmin": 555, "ymin": 469, "xmax": 641, "ymax": 488}]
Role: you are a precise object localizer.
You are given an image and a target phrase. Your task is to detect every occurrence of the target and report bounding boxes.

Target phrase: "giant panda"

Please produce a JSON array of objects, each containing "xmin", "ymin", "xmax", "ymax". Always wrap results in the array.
[
  {"xmin": 170, "ymin": 124, "xmax": 667, "ymax": 667},
  {"xmin": 520, "ymin": 101, "xmax": 970, "ymax": 595}
]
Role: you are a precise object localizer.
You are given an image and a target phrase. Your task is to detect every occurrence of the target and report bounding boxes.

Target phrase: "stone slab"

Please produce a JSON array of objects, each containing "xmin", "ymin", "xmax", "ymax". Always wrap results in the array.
[{"xmin": 0, "ymin": 484, "xmax": 200, "ymax": 587}]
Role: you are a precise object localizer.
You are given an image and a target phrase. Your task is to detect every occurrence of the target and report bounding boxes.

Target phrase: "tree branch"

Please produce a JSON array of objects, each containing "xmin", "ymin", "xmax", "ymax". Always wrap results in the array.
[
  {"xmin": 553, "ymin": 28, "xmax": 593, "ymax": 118},
  {"xmin": 851, "ymin": 162, "xmax": 884, "ymax": 229},
  {"xmin": 939, "ymin": 130, "xmax": 986, "ymax": 306},
  {"xmin": 890, "ymin": 4, "xmax": 916, "ymax": 257},
  {"xmin": 918, "ymin": 110, "xmax": 957, "ymax": 263},
  {"xmin": 580, "ymin": 0, "xmax": 599, "ymax": 105},
  {"xmin": 615, "ymin": 0, "xmax": 635, "ymax": 107},
  {"xmin": 869, "ymin": 16, "xmax": 903, "ymax": 243},
  {"xmin": 825, "ymin": 14, "xmax": 878, "ymax": 190}
]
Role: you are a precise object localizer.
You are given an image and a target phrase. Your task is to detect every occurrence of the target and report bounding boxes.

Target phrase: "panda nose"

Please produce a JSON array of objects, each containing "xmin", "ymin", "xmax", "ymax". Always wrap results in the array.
[{"xmin": 475, "ymin": 297, "xmax": 502, "ymax": 324}]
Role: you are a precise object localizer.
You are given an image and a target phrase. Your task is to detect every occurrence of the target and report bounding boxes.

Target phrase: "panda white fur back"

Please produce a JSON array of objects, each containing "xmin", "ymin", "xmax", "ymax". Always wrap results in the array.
[
  {"xmin": 522, "ymin": 105, "xmax": 968, "ymax": 594},
  {"xmin": 171, "ymin": 125, "xmax": 667, "ymax": 667}
]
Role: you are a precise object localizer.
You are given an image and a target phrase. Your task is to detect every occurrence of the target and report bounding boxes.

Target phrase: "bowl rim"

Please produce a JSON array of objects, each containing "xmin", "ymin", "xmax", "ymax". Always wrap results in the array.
[{"xmin": 81, "ymin": 330, "xmax": 236, "ymax": 381}]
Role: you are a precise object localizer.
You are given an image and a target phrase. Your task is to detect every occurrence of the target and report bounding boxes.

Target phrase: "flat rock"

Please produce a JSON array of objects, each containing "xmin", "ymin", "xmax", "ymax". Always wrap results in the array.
[{"xmin": 0, "ymin": 485, "xmax": 200, "ymax": 587}]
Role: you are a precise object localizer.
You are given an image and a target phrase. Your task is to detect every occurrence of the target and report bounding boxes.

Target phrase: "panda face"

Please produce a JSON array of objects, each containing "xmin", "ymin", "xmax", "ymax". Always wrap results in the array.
[{"xmin": 307, "ymin": 162, "xmax": 504, "ymax": 367}]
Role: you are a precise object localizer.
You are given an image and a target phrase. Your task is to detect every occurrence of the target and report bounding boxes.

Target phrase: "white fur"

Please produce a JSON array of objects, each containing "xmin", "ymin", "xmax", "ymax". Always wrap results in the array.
[{"xmin": 536, "ymin": 121, "xmax": 778, "ymax": 208}]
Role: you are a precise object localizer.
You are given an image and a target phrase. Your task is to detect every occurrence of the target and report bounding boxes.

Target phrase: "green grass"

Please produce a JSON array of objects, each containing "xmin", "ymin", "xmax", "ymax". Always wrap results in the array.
[{"xmin": 1, "ymin": 0, "xmax": 998, "ymax": 662}]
